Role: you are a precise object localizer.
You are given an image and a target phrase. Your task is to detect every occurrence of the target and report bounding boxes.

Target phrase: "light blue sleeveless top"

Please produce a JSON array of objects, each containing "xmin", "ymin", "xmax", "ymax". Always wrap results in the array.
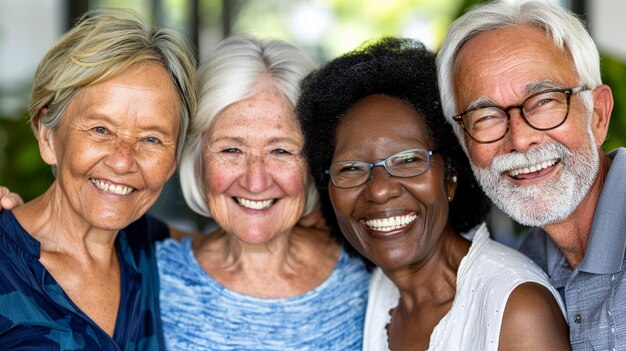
[{"xmin": 157, "ymin": 237, "xmax": 370, "ymax": 350}]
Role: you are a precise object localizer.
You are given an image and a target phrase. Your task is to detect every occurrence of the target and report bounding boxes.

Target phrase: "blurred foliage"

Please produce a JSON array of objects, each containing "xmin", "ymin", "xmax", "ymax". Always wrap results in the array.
[
  {"xmin": 233, "ymin": 0, "xmax": 460, "ymax": 61},
  {"xmin": 0, "ymin": 113, "xmax": 53, "ymax": 201},
  {"xmin": 601, "ymin": 53, "xmax": 626, "ymax": 152}
]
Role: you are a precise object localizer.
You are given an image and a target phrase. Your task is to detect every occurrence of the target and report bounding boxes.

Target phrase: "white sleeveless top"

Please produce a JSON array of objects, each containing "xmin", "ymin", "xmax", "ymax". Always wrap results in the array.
[{"xmin": 363, "ymin": 223, "xmax": 565, "ymax": 351}]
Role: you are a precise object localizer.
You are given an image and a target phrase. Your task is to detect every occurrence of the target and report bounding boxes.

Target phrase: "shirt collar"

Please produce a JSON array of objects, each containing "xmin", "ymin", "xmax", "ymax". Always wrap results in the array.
[
  {"xmin": 545, "ymin": 237, "xmax": 572, "ymax": 288},
  {"xmin": 577, "ymin": 148, "xmax": 626, "ymax": 274}
]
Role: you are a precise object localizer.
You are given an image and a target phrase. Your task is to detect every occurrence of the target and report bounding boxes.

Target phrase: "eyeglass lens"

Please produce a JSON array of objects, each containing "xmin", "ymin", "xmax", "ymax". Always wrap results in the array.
[
  {"xmin": 462, "ymin": 90, "xmax": 571, "ymax": 143},
  {"xmin": 329, "ymin": 149, "xmax": 431, "ymax": 188}
]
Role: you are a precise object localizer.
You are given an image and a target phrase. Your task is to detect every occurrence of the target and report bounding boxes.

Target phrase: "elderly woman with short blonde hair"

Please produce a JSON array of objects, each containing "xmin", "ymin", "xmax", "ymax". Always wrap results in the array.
[{"xmin": 0, "ymin": 9, "xmax": 196, "ymax": 350}]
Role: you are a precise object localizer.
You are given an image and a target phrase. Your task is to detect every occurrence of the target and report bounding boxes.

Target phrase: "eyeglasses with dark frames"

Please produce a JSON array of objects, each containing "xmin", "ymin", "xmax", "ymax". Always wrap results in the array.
[
  {"xmin": 326, "ymin": 148, "xmax": 439, "ymax": 189},
  {"xmin": 452, "ymin": 86, "xmax": 589, "ymax": 144}
]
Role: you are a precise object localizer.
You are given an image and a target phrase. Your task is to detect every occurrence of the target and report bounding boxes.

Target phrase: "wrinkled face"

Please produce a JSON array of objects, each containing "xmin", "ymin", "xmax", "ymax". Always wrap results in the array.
[
  {"xmin": 329, "ymin": 94, "xmax": 454, "ymax": 270},
  {"xmin": 40, "ymin": 63, "xmax": 181, "ymax": 231},
  {"xmin": 453, "ymin": 25, "xmax": 600, "ymax": 226},
  {"xmin": 203, "ymin": 90, "xmax": 309, "ymax": 244}
]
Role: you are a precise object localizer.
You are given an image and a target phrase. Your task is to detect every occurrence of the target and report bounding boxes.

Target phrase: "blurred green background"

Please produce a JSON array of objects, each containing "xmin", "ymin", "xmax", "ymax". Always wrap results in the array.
[{"xmin": 1, "ymin": 0, "xmax": 624, "ymax": 239}]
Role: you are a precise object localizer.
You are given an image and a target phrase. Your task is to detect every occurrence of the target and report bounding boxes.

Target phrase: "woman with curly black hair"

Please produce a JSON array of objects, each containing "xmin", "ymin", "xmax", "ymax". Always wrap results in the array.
[{"xmin": 297, "ymin": 37, "xmax": 570, "ymax": 350}]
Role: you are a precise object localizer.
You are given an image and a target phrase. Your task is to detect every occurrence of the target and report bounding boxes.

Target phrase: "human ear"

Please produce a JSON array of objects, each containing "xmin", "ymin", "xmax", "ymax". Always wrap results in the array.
[
  {"xmin": 447, "ymin": 172, "xmax": 458, "ymax": 202},
  {"xmin": 37, "ymin": 108, "xmax": 57, "ymax": 166},
  {"xmin": 590, "ymin": 84, "xmax": 613, "ymax": 146}
]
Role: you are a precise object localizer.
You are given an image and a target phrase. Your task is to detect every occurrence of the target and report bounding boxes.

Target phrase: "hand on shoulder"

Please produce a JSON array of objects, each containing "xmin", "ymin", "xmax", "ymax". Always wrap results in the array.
[{"xmin": 0, "ymin": 186, "xmax": 24, "ymax": 210}]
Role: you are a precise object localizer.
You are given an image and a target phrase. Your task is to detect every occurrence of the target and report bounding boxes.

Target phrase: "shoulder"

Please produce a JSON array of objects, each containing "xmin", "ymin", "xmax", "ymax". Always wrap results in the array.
[
  {"xmin": 0, "ymin": 211, "xmax": 37, "ymax": 257},
  {"xmin": 157, "ymin": 237, "xmax": 192, "ymax": 272},
  {"xmin": 337, "ymin": 246, "xmax": 371, "ymax": 276},
  {"xmin": 474, "ymin": 233, "xmax": 548, "ymax": 278},
  {"xmin": 499, "ymin": 282, "xmax": 570, "ymax": 350},
  {"xmin": 462, "ymin": 235, "xmax": 559, "ymax": 305},
  {"xmin": 118, "ymin": 214, "xmax": 169, "ymax": 264},
  {"xmin": 317, "ymin": 246, "xmax": 370, "ymax": 303}
]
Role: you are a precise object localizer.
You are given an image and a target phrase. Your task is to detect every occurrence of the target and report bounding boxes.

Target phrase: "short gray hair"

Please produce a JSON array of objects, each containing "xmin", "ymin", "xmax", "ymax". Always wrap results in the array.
[
  {"xmin": 436, "ymin": 0, "xmax": 600, "ymax": 142},
  {"xmin": 29, "ymin": 8, "xmax": 197, "ymax": 162},
  {"xmin": 179, "ymin": 34, "xmax": 318, "ymax": 218}
]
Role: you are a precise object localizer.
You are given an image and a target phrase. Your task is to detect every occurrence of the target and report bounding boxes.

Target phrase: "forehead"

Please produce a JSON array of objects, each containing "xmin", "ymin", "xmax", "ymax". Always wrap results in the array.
[
  {"xmin": 452, "ymin": 25, "xmax": 578, "ymax": 106},
  {"xmin": 335, "ymin": 94, "xmax": 433, "ymax": 152},
  {"xmin": 209, "ymin": 90, "xmax": 302, "ymax": 140},
  {"xmin": 64, "ymin": 63, "xmax": 181, "ymax": 129}
]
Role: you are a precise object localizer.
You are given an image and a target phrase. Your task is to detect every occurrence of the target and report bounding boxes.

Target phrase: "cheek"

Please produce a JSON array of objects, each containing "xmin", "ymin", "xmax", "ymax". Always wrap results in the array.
[
  {"xmin": 272, "ymin": 161, "xmax": 309, "ymax": 195},
  {"xmin": 329, "ymin": 186, "xmax": 354, "ymax": 222},
  {"xmin": 467, "ymin": 141, "xmax": 499, "ymax": 168},
  {"xmin": 555, "ymin": 115, "xmax": 592, "ymax": 150},
  {"xmin": 143, "ymin": 153, "xmax": 176, "ymax": 183},
  {"xmin": 58, "ymin": 140, "xmax": 104, "ymax": 178},
  {"xmin": 284, "ymin": 170, "xmax": 308, "ymax": 195},
  {"xmin": 204, "ymin": 159, "xmax": 239, "ymax": 194},
  {"xmin": 423, "ymin": 182, "xmax": 452, "ymax": 228}
]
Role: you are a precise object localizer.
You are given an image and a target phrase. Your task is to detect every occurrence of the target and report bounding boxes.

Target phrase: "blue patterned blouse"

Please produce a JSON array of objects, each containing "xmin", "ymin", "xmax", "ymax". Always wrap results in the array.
[
  {"xmin": 0, "ymin": 212, "xmax": 168, "ymax": 350},
  {"xmin": 158, "ymin": 237, "xmax": 371, "ymax": 350}
]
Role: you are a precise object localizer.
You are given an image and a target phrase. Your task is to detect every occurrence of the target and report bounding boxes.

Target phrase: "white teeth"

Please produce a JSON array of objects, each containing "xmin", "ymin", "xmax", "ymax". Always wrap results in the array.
[
  {"xmin": 508, "ymin": 159, "xmax": 558, "ymax": 178},
  {"xmin": 365, "ymin": 214, "xmax": 417, "ymax": 232},
  {"xmin": 91, "ymin": 179, "xmax": 134, "ymax": 195},
  {"xmin": 236, "ymin": 197, "xmax": 274, "ymax": 210}
]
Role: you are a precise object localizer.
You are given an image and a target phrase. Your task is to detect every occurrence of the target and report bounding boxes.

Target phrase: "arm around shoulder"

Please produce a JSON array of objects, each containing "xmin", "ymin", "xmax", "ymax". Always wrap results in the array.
[{"xmin": 499, "ymin": 282, "xmax": 570, "ymax": 351}]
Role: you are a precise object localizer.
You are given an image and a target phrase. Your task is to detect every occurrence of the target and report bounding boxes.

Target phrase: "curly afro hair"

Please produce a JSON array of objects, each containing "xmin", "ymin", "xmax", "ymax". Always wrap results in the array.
[{"xmin": 297, "ymin": 37, "xmax": 491, "ymax": 244}]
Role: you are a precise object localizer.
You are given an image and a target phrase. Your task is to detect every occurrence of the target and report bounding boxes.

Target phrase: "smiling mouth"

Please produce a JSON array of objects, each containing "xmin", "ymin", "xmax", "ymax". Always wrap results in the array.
[
  {"xmin": 364, "ymin": 214, "xmax": 417, "ymax": 232},
  {"xmin": 235, "ymin": 197, "xmax": 275, "ymax": 210},
  {"xmin": 507, "ymin": 159, "xmax": 559, "ymax": 179},
  {"xmin": 91, "ymin": 179, "xmax": 135, "ymax": 195}
]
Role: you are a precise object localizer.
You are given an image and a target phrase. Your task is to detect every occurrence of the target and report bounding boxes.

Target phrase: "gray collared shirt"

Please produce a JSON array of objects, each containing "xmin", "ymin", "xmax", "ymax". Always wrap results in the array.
[{"xmin": 519, "ymin": 147, "xmax": 626, "ymax": 351}]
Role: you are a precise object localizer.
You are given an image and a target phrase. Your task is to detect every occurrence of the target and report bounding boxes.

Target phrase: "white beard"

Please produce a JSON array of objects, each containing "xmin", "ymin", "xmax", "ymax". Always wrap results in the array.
[{"xmin": 470, "ymin": 128, "xmax": 599, "ymax": 227}]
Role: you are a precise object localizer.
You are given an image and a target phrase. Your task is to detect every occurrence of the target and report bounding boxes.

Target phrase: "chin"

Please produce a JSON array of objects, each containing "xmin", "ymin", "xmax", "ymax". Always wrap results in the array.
[
  {"xmin": 369, "ymin": 251, "xmax": 414, "ymax": 271},
  {"xmin": 87, "ymin": 211, "xmax": 139, "ymax": 232}
]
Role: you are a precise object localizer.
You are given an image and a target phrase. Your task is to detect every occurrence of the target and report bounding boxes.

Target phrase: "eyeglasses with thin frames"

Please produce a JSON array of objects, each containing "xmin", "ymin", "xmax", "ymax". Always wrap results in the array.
[
  {"xmin": 452, "ymin": 86, "xmax": 589, "ymax": 144},
  {"xmin": 326, "ymin": 148, "xmax": 439, "ymax": 189}
]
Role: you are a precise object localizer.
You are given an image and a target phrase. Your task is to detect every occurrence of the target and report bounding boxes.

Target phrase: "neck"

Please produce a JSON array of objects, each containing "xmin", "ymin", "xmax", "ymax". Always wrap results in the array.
[
  {"xmin": 194, "ymin": 225, "xmax": 340, "ymax": 298},
  {"xmin": 13, "ymin": 185, "xmax": 119, "ymax": 259},
  {"xmin": 384, "ymin": 228, "xmax": 470, "ymax": 309},
  {"xmin": 543, "ymin": 154, "xmax": 612, "ymax": 268}
]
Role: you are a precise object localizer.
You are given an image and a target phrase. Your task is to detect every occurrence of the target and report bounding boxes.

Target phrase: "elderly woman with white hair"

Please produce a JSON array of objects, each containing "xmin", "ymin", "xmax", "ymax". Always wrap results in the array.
[{"xmin": 156, "ymin": 35, "xmax": 371, "ymax": 350}]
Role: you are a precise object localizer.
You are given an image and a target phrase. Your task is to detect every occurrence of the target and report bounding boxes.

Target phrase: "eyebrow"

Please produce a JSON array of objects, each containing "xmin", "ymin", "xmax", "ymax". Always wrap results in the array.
[
  {"xmin": 464, "ymin": 80, "xmax": 565, "ymax": 111},
  {"xmin": 266, "ymin": 136, "xmax": 302, "ymax": 146},
  {"xmin": 208, "ymin": 136, "xmax": 302, "ymax": 148}
]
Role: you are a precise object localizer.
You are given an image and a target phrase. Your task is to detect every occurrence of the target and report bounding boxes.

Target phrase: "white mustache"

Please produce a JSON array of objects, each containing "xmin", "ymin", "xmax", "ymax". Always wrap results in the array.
[{"xmin": 490, "ymin": 142, "xmax": 572, "ymax": 173}]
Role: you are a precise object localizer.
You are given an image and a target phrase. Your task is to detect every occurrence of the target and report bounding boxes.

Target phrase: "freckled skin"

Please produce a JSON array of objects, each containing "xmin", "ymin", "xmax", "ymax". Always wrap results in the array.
[
  {"xmin": 38, "ymin": 63, "xmax": 181, "ymax": 232},
  {"xmin": 203, "ymin": 90, "xmax": 309, "ymax": 244},
  {"xmin": 453, "ymin": 25, "xmax": 596, "ymax": 170}
]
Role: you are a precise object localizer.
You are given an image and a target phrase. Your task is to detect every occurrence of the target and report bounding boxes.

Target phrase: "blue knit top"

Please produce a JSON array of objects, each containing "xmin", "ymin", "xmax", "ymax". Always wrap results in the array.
[{"xmin": 157, "ymin": 237, "xmax": 370, "ymax": 350}]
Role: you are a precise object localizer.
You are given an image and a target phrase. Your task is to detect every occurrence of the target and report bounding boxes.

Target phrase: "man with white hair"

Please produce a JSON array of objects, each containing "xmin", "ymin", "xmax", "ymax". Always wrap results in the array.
[{"xmin": 437, "ymin": 0, "xmax": 626, "ymax": 349}]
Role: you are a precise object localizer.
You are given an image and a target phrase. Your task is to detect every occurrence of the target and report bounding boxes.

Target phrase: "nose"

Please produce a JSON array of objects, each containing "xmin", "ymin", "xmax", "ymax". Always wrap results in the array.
[
  {"xmin": 502, "ymin": 109, "xmax": 544, "ymax": 153},
  {"xmin": 241, "ymin": 153, "xmax": 271, "ymax": 193},
  {"xmin": 363, "ymin": 165, "xmax": 402, "ymax": 204},
  {"xmin": 104, "ymin": 139, "xmax": 139, "ymax": 174}
]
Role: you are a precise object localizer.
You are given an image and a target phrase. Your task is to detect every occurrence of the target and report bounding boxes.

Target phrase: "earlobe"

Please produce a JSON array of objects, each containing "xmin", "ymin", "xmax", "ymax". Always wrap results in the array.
[
  {"xmin": 447, "ymin": 173, "xmax": 458, "ymax": 202},
  {"xmin": 37, "ymin": 108, "xmax": 57, "ymax": 166},
  {"xmin": 590, "ymin": 84, "xmax": 613, "ymax": 145}
]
